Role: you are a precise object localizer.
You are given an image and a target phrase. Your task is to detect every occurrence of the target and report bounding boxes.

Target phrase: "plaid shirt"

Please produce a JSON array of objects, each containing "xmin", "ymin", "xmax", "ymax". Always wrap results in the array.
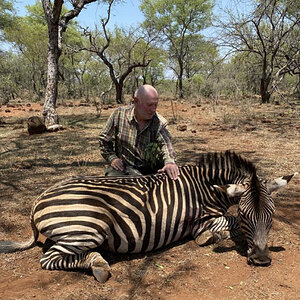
[{"xmin": 99, "ymin": 105, "xmax": 176, "ymax": 168}]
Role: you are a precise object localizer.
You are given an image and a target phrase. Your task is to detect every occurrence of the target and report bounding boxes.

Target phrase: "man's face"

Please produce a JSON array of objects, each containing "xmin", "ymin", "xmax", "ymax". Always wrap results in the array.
[{"xmin": 135, "ymin": 90, "xmax": 158, "ymax": 121}]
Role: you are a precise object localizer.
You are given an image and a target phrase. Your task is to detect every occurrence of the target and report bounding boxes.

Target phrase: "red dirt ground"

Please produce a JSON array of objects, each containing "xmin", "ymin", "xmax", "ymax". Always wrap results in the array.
[{"xmin": 0, "ymin": 98, "xmax": 299, "ymax": 300}]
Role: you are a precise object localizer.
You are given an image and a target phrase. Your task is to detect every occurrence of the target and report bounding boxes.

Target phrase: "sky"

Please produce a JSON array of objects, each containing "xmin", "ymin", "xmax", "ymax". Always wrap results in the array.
[
  {"xmin": 15, "ymin": 0, "xmax": 146, "ymax": 30},
  {"xmin": 13, "ymin": 0, "xmax": 253, "ymax": 54},
  {"xmin": 14, "ymin": 0, "xmax": 253, "ymax": 36}
]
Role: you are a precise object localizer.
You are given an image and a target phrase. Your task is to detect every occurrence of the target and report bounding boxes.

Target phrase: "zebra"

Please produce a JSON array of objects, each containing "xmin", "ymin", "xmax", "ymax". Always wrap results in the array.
[{"xmin": 0, "ymin": 151, "xmax": 296, "ymax": 282}]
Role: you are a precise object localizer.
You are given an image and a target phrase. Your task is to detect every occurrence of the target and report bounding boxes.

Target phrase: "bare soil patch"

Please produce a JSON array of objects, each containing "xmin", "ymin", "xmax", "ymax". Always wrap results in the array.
[{"xmin": 0, "ymin": 98, "xmax": 299, "ymax": 300}]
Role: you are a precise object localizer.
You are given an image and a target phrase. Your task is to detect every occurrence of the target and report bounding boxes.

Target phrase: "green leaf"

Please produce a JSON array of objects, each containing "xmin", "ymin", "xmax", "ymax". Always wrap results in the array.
[{"xmin": 155, "ymin": 263, "xmax": 164, "ymax": 269}]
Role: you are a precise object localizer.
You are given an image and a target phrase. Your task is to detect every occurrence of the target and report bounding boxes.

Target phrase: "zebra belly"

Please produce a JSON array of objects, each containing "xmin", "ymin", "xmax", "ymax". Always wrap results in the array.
[
  {"xmin": 34, "ymin": 213, "xmax": 192, "ymax": 254},
  {"xmin": 108, "ymin": 217, "xmax": 193, "ymax": 254},
  {"xmin": 32, "ymin": 181, "xmax": 199, "ymax": 254}
]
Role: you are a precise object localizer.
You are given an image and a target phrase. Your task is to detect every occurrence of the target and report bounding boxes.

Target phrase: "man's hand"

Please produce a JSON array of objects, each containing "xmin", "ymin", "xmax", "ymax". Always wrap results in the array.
[
  {"xmin": 158, "ymin": 163, "xmax": 180, "ymax": 180},
  {"xmin": 110, "ymin": 158, "xmax": 125, "ymax": 171}
]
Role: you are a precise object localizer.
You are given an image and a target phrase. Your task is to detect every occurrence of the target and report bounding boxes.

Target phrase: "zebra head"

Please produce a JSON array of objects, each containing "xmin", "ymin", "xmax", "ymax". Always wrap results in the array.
[{"xmin": 215, "ymin": 172, "xmax": 297, "ymax": 266}]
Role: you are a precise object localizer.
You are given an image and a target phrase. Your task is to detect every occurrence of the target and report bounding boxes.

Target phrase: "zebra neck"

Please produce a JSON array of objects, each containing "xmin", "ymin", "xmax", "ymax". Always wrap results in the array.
[{"xmin": 195, "ymin": 151, "xmax": 256, "ymax": 185}]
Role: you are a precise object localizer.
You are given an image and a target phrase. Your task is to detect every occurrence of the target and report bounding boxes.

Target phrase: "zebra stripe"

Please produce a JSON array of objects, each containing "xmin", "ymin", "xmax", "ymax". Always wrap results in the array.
[
  {"xmin": 1, "ymin": 151, "xmax": 292, "ymax": 281},
  {"xmin": 33, "ymin": 171, "xmax": 203, "ymax": 254}
]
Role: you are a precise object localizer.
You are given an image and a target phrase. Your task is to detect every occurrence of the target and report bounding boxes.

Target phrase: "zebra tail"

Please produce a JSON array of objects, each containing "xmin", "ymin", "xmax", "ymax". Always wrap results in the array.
[{"xmin": 0, "ymin": 219, "xmax": 38, "ymax": 253}]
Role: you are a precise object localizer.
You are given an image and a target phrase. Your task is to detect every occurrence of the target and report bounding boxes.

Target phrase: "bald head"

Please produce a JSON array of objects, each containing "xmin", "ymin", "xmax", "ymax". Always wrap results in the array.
[
  {"xmin": 134, "ymin": 85, "xmax": 159, "ymax": 122},
  {"xmin": 135, "ymin": 84, "xmax": 158, "ymax": 102}
]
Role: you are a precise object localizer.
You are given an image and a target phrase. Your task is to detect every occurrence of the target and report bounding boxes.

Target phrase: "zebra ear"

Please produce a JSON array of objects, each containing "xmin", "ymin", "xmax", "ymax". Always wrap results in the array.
[
  {"xmin": 265, "ymin": 172, "xmax": 298, "ymax": 194},
  {"xmin": 213, "ymin": 184, "xmax": 246, "ymax": 197}
]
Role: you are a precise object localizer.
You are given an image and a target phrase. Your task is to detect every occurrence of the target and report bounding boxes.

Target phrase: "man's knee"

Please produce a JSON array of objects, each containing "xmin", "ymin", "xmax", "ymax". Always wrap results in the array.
[
  {"xmin": 105, "ymin": 166, "xmax": 143, "ymax": 177},
  {"xmin": 105, "ymin": 166, "xmax": 125, "ymax": 177},
  {"xmin": 125, "ymin": 167, "xmax": 143, "ymax": 176}
]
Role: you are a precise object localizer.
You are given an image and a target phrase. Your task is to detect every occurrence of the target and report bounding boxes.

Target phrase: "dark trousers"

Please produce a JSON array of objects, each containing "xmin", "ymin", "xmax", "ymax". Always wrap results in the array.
[{"xmin": 105, "ymin": 166, "xmax": 143, "ymax": 177}]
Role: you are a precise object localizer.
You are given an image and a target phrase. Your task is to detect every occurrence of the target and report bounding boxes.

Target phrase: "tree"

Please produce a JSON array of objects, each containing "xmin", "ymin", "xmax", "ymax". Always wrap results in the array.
[
  {"xmin": 4, "ymin": 3, "xmax": 48, "ymax": 100},
  {"xmin": 41, "ymin": 0, "xmax": 98, "ymax": 129},
  {"xmin": 0, "ymin": 0, "xmax": 14, "ymax": 41},
  {"xmin": 59, "ymin": 22, "xmax": 95, "ymax": 100},
  {"xmin": 0, "ymin": 52, "xmax": 21, "ymax": 103},
  {"xmin": 60, "ymin": 49, "xmax": 111, "ymax": 101},
  {"xmin": 140, "ymin": 0, "xmax": 213, "ymax": 99},
  {"xmin": 84, "ymin": 0, "xmax": 152, "ymax": 103},
  {"xmin": 216, "ymin": 0, "xmax": 300, "ymax": 103},
  {"xmin": 141, "ymin": 46, "xmax": 167, "ymax": 86}
]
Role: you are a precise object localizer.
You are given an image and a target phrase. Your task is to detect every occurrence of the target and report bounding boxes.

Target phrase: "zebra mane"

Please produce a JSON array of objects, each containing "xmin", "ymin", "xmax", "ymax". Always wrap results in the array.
[{"xmin": 197, "ymin": 150, "xmax": 257, "ymax": 180}]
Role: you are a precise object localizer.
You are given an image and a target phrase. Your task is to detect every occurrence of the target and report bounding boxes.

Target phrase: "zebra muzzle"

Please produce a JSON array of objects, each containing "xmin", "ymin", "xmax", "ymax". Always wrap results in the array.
[{"xmin": 247, "ymin": 246, "xmax": 272, "ymax": 266}]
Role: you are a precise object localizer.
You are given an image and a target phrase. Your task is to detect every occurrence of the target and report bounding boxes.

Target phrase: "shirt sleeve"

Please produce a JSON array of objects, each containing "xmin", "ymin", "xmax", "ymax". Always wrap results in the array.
[
  {"xmin": 99, "ymin": 109, "xmax": 119, "ymax": 163},
  {"xmin": 157, "ymin": 123, "xmax": 176, "ymax": 165}
]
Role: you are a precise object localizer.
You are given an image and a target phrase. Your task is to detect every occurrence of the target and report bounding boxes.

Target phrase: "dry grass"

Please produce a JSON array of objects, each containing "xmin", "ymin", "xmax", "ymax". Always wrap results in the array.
[{"xmin": 0, "ymin": 97, "xmax": 299, "ymax": 300}]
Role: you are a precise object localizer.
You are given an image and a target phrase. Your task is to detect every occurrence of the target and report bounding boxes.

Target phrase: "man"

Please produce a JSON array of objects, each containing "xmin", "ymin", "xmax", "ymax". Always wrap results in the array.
[{"xmin": 99, "ymin": 84, "xmax": 179, "ymax": 180}]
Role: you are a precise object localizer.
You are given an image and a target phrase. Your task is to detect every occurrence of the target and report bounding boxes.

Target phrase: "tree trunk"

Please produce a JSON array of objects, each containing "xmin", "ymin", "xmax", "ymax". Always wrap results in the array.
[
  {"xmin": 43, "ymin": 21, "xmax": 60, "ymax": 127},
  {"xmin": 115, "ymin": 82, "xmax": 124, "ymax": 104},
  {"xmin": 42, "ymin": 0, "xmax": 97, "ymax": 129},
  {"xmin": 260, "ymin": 77, "xmax": 271, "ymax": 104},
  {"xmin": 42, "ymin": 0, "xmax": 62, "ymax": 129},
  {"xmin": 31, "ymin": 72, "xmax": 41, "ymax": 101},
  {"xmin": 178, "ymin": 76, "xmax": 183, "ymax": 99},
  {"xmin": 178, "ymin": 58, "xmax": 184, "ymax": 99},
  {"xmin": 297, "ymin": 74, "xmax": 300, "ymax": 96}
]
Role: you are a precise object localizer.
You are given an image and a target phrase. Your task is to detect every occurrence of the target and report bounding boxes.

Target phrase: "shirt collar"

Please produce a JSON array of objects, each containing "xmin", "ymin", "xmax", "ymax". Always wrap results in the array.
[{"xmin": 128, "ymin": 105, "xmax": 136, "ymax": 124}]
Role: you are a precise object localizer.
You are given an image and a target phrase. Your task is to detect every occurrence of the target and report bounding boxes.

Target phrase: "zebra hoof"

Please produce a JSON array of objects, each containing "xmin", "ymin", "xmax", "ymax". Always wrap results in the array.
[
  {"xmin": 92, "ymin": 267, "xmax": 110, "ymax": 282},
  {"xmin": 195, "ymin": 231, "xmax": 218, "ymax": 246}
]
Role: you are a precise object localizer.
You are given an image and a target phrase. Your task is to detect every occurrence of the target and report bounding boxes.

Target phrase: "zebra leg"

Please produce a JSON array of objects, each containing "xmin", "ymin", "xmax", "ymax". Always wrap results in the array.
[
  {"xmin": 89, "ymin": 252, "xmax": 111, "ymax": 282},
  {"xmin": 40, "ymin": 244, "xmax": 111, "ymax": 282},
  {"xmin": 195, "ymin": 216, "xmax": 241, "ymax": 246}
]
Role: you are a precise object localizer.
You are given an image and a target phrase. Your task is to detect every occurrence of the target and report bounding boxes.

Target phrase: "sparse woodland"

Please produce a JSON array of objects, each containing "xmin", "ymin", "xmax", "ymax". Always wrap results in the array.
[
  {"xmin": 0, "ymin": 1, "xmax": 300, "ymax": 299},
  {"xmin": 0, "ymin": 0, "xmax": 299, "ymax": 123}
]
